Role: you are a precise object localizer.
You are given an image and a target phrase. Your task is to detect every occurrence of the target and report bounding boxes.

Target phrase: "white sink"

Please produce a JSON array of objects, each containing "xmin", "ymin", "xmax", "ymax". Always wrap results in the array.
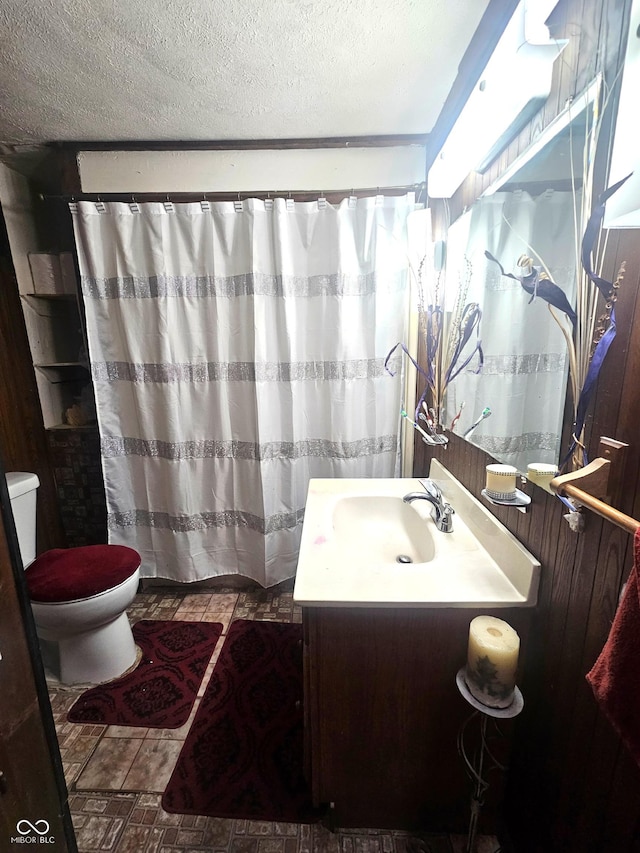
[
  {"xmin": 293, "ymin": 459, "xmax": 540, "ymax": 608},
  {"xmin": 332, "ymin": 495, "xmax": 437, "ymax": 564}
]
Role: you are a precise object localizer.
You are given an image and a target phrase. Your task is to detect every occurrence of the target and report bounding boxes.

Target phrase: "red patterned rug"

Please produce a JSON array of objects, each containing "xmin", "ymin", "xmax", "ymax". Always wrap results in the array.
[
  {"xmin": 67, "ymin": 620, "xmax": 223, "ymax": 728},
  {"xmin": 162, "ymin": 619, "xmax": 322, "ymax": 823}
]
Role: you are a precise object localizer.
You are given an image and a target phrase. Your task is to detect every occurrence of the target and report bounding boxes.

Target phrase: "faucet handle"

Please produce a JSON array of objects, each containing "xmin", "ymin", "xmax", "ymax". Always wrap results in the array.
[
  {"xmin": 419, "ymin": 478, "xmax": 442, "ymax": 500},
  {"xmin": 439, "ymin": 502, "xmax": 455, "ymax": 533}
]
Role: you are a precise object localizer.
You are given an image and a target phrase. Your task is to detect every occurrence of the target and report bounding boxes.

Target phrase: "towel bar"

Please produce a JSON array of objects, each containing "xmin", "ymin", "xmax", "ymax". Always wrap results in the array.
[
  {"xmin": 551, "ymin": 438, "xmax": 639, "ymax": 534},
  {"xmin": 553, "ymin": 482, "xmax": 639, "ymax": 534}
]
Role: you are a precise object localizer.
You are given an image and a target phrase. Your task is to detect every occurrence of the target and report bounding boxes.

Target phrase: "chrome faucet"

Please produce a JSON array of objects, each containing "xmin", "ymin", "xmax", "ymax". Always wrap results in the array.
[{"xmin": 403, "ymin": 479, "xmax": 454, "ymax": 533}]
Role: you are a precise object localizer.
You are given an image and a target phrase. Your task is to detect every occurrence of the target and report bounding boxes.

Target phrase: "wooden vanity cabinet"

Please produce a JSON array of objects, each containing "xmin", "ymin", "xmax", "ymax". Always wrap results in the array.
[{"xmin": 302, "ymin": 604, "xmax": 531, "ymax": 832}]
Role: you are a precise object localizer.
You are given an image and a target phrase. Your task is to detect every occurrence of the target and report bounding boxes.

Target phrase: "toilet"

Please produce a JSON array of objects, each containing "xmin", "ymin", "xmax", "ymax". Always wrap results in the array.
[{"xmin": 6, "ymin": 471, "xmax": 141, "ymax": 684}]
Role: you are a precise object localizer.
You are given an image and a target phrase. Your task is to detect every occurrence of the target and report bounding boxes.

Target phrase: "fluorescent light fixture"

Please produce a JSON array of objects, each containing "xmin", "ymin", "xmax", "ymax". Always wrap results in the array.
[
  {"xmin": 603, "ymin": 0, "xmax": 640, "ymax": 228},
  {"xmin": 481, "ymin": 75, "xmax": 602, "ymax": 198},
  {"xmin": 427, "ymin": 0, "xmax": 567, "ymax": 199}
]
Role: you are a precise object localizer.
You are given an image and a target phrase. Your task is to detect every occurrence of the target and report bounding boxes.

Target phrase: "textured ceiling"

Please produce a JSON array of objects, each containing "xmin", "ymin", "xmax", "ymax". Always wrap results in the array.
[{"xmin": 0, "ymin": 0, "xmax": 490, "ymax": 146}]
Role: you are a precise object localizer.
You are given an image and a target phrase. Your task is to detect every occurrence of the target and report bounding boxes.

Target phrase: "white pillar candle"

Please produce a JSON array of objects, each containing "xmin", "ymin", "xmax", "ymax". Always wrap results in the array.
[
  {"xmin": 527, "ymin": 462, "xmax": 558, "ymax": 494},
  {"xmin": 485, "ymin": 464, "xmax": 518, "ymax": 499},
  {"xmin": 465, "ymin": 615, "xmax": 520, "ymax": 708}
]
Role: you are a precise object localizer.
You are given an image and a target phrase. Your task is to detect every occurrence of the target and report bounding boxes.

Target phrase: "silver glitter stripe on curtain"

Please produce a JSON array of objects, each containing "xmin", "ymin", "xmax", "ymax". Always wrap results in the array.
[
  {"xmin": 91, "ymin": 357, "xmax": 399, "ymax": 384},
  {"xmin": 107, "ymin": 507, "xmax": 306, "ymax": 535},
  {"xmin": 476, "ymin": 432, "xmax": 560, "ymax": 455},
  {"xmin": 101, "ymin": 435, "xmax": 398, "ymax": 460},
  {"xmin": 481, "ymin": 353, "xmax": 566, "ymax": 375},
  {"xmin": 82, "ymin": 270, "xmax": 405, "ymax": 300}
]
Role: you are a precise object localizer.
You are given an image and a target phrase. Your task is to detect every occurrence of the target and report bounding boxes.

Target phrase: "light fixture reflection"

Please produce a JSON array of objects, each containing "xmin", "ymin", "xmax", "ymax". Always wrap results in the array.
[{"xmin": 427, "ymin": 0, "xmax": 567, "ymax": 199}]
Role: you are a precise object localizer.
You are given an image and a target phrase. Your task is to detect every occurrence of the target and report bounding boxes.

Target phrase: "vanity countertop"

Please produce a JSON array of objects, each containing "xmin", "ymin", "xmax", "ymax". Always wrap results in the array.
[{"xmin": 292, "ymin": 461, "xmax": 540, "ymax": 608}]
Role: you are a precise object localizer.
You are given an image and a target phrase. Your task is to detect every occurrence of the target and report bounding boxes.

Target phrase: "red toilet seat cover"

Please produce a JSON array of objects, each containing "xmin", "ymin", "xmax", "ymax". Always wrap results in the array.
[{"xmin": 25, "ymin": 545, "xmax": 141, "ymax": 603}]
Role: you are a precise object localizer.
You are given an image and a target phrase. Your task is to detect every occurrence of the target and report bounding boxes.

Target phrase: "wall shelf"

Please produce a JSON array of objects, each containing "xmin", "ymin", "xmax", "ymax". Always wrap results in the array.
[
  {"xmin": 46, "ymin": 423, "xmax": 97, "ymax": 432},
  {"xmin": 21, "ymin": 252, "xmax": 95, "ymax": 429},
  {"xmin": 22, "ymin": 292, "xmax": 76, "ymax": 300},
  {"xmin": 34, "ymin": 363, "xmax": 90, "ymax": 383}
]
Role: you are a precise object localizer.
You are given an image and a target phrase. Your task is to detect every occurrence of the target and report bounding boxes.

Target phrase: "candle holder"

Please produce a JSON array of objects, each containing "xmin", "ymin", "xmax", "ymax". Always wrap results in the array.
[
  {"xmin": 480, "ymin": 488, "xmax": 531, "ymax": 512},
  {"xmin": 455, "ymin": 668, "xmax": 524, "ymax": 853}
]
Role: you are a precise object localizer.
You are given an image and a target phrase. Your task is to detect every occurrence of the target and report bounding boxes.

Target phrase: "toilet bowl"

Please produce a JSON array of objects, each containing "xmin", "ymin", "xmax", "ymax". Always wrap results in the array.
[
  {"xmin": 26, "ymin": 546, "xmax": 141, "ymax": 684},
  {"xmin": 30, "ymin": 572, "xmax": 141, "ymax": 684},
  {"xmin": 6, "ymin": 472, "xmax": 141, "ymax": 684}
]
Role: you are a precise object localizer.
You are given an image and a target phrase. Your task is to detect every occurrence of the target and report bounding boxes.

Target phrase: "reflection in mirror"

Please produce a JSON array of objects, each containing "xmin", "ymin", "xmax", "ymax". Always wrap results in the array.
[{"xmin": 441, "ymin": 78, "xmax": 602, "ymax": 473}]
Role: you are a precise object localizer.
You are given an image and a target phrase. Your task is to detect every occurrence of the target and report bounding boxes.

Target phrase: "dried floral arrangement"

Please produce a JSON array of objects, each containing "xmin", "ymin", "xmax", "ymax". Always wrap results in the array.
[
  {"xmin": 386, "ymin": 252, "xmax": 483, "ymax": 445},
  {"xmin": 485, "ymin": 172, "xmax": 629, "ymax": 471}
]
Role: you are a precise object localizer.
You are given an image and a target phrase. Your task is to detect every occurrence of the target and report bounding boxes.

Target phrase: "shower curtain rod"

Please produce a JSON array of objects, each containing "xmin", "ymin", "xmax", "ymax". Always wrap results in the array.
[{"xmin": 39, "ymin": 183, "xmax": 426, "ymax": 204}]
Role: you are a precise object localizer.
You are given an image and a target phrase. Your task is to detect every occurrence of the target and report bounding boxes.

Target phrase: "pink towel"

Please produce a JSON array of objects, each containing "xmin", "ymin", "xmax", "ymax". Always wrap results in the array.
[{"xmin": 586, "ymin": 527, "xmax": 640, "ymax": 766}]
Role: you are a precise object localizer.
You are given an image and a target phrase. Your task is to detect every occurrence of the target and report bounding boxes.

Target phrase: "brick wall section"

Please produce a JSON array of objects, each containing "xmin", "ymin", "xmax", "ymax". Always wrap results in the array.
[{"xmin": 47, "ymin": 427, "xmax": 107, "ymax": 547}]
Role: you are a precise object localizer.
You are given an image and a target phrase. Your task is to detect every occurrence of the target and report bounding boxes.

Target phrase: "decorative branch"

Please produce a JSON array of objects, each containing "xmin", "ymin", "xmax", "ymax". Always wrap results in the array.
[
  {"xmin": 485, "ymin": 172, "xmax": 630, "ymax": 472},
  {"xmin": 386, "ymin": 251, "xmax": 483, "ymax": 442}
]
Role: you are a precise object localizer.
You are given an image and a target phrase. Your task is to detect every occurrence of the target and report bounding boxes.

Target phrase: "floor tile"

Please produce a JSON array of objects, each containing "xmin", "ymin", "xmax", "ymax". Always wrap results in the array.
[
  {"xmin": 101, "ymin": 816, "xmax": 127, "ymax": 850},
  {"xmin": 73, "ymin": 814, "xmax": 113, "ymax": 850},
  {"xmin": 200, "ymin": 610, "xmax": 233, "ymax": 631},
  {"xmin": 76, "ymin": 737, "xmax": 144, "ymax": 790},
  {"xmin": 180, "ymin": 593, "xmax": 214, "ymax": 611},
  {"xmin": 63, "ymin": 762, "xmax": 85, "ymax": 787},
  {"xmin": 111, "ymin": 823, "xmax": 151, "ymax": 851},
  {"xmin": 205, "ymin": 593, "xmax": 239, "ymax": 613},
  {"xmin": 173, "ymin": 608, "xmax": 205, "ymax": 621},
  {"xmin": 143, "ymin": 711, "xmax": 194, "ymax": 741},
  {"xmin": 105, "ymin": 725, "xmax": 149, "ymax": 739},
  {"xmin": 121, "ymin": 738, "xmax": 183, "ymax": 792},
  {"xmin": 60, "ymin": 733, "xmax": 102, "ymax": 767}
]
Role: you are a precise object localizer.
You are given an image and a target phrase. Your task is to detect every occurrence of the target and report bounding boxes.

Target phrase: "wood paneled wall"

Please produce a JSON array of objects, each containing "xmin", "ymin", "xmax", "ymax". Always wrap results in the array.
[{"xmin": 417, "ymin": 1, "xmax": 640, "ymax": 849}]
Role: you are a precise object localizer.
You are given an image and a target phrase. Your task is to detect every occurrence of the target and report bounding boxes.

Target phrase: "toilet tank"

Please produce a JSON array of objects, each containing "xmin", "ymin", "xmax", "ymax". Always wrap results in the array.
[{"xmin": 5, "ymin": 472, "xmax": 40, "ymax": 568}]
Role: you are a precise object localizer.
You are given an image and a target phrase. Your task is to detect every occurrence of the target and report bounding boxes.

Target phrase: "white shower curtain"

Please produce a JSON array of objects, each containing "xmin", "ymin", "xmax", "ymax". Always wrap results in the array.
[
  {"xmin": 443, "ymin": 190, "xmax": 577, "ymax": 472},
  {"xmin": 71, "ymin": 194, "xmax": 414, "ymax": 586}
]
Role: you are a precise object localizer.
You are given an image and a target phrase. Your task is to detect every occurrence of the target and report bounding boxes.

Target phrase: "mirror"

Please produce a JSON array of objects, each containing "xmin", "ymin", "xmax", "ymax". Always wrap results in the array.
[{"xmin": 440, "ymin": 77, "xmax": 602, "ymax": 473}]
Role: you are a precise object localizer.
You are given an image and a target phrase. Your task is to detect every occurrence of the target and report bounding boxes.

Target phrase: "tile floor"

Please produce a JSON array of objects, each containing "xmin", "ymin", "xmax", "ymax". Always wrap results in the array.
[{"xmin": 47, "ymin": 583, "xmax": 500, "ymax": 853}]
